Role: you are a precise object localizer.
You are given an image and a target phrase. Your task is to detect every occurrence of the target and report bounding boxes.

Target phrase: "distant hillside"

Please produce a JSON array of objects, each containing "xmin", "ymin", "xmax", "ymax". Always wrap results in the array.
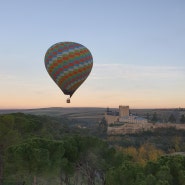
[
  {"xmin": 1, "ymin": 107, "xmax": 184, "ymax": 124},
  {"xmin": 0, "ymin": 107, "xmax": 106, "ymax": 123}
]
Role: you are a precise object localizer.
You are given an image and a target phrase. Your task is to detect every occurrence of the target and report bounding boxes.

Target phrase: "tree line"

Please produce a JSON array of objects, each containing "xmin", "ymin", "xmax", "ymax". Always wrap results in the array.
[{"xmin": 145, "ymin": 112, "xmax": 185, "ymax": 123}]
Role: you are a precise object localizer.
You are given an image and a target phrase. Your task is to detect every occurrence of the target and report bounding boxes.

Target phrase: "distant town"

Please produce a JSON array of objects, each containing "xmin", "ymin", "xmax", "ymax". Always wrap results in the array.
[{"xmin": 105, "ymin": 105, "xmax": 185, "ymax": 135}]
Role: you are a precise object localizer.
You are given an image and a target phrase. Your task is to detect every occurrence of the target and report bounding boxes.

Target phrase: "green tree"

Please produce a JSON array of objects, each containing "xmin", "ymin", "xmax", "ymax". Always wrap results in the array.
[
  {"xmin": 146, "ymin": 113, "xmax": 150, "ymax": 121},
  {"xmin": 178, "ymin": 170, "xmax": 185, "ymax": 185},
  {"xmin": 60, "ymin": 136, "xmax": 79, "ymax": 185},
  {"xmin": 0, "ymin": 114, "xmax": 20, "ymax": 185},
  {"xmin": 7, "ymin": 138, "xmax": 65, "ymax": 185},
  {"xmin": 156, "ymin": 180, "xmax": 170, "ymax": 185},
  {"xmin": 105, "ymin": 151, "xmax": 143, "ymax": 185},
  {"xmin": 99, "ymin": 117, "xmax": 107, "ymax": 133},
  {"xmin": 156, "ymin": 165, "xmax": 172, "ymax": 184},
  {"xmin": 180, "ymin": 114, "xmax": 185, "ymax": 124},
  {"xmin": 168, "ymin": 155, "xmax": 185, "ymax": 185},
  {"xmin": 151, "ymin": 112, "xmax": 158, "ymax": 123},
  {"xmin": 75, "ymin": 136, "xmax": 108, "ymax": 185},
  {"xmin": 168, "ymin": 114, "xmax": 176, "ymax": 123},
  {"xmin": 146, "ymin": 174, "xmax": 157, "ymax": 185}
]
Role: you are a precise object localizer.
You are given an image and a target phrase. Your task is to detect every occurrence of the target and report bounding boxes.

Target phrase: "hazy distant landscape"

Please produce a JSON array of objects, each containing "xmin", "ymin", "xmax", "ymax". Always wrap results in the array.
[
  {"xmin": 1, "ymin": 106, "xmax": 184, "ymax": 123},
  {"xmin": 0, "ymin": 107, "xmax": 105, "ymax": 117}
]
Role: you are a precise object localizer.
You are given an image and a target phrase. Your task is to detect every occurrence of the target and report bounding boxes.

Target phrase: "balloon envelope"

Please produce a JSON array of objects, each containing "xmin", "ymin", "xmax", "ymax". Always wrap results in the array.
[{"xmin": 44, "ymin": 42, "xmax": 93, "ymax": 98}]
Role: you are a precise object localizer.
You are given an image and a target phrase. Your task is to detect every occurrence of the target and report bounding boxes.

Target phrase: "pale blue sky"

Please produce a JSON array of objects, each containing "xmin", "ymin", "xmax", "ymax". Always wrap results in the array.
[{"xmin": 0, "ymin": 0, "xmax": 185, "ymax": 108}]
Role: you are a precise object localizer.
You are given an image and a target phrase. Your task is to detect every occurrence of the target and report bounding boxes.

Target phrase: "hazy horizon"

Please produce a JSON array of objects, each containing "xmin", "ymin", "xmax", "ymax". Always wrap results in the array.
[{"xmin": 1, "ymin": 105, "xmax": 184, "ymax": 110}]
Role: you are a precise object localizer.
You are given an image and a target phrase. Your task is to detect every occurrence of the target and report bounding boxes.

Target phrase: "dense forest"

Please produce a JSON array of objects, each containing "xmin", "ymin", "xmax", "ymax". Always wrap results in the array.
[{"xmin": 0, "ymin": 113, "xmax": 185, "ymax": 185}]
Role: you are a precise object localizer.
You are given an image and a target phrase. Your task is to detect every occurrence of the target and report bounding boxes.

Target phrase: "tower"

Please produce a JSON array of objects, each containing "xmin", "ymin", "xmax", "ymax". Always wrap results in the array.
[{"xmin": 119, "ymin": 106, "xmax": 129, "ymax": 117}]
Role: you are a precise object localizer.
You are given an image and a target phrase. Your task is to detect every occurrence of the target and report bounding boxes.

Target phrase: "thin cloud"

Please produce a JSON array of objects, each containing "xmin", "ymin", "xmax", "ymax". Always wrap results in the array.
[
  {"xmin": 0, "ymin": 74, "xmax": 15, "ymax": 80},
  {"xmin": 91, "ymin": 64, "xmax": 185, "ymax": 80}
]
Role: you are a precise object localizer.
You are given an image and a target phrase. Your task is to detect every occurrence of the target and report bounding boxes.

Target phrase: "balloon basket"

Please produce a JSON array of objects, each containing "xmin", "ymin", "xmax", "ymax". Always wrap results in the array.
[{"xmin": 66, "ymin": 98, "xmax": 70, "ymax": 103}]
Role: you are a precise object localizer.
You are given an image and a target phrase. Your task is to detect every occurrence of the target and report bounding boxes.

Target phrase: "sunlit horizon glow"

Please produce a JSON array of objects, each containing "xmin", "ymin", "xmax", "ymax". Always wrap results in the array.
[
  {"xmin": 0, "ymin": 1, "xmax": 185, "ymax": 109},
  {"xmin": 1, "ymin": 63, "xmax": 184, "ymax": 109}
]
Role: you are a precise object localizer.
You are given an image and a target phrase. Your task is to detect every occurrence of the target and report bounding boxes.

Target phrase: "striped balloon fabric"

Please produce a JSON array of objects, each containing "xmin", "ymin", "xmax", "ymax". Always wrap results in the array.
[{"xmin": 45, "ymin": 42, "xmax": 93, "ymax": 98}]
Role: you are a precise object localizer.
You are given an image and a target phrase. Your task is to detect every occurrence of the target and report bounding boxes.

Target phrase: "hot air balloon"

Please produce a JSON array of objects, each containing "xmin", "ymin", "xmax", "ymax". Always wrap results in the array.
[{"xmin": 44, "ymin": 42, "xmax": 93, "ymax": 103}]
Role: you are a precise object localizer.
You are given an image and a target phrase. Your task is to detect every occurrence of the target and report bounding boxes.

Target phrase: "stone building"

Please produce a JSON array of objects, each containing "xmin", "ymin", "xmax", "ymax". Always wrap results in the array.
[
  {"xmin": 105, "ymin": 105, "xmax": 185, "ymax": 135},
  {"xmin": 105, "ymin": 105, "xmax": 148, "ymax": 125},
  {"xmin": 119, "ymin": 106, "xmax": 129, "ymax": 117}
]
